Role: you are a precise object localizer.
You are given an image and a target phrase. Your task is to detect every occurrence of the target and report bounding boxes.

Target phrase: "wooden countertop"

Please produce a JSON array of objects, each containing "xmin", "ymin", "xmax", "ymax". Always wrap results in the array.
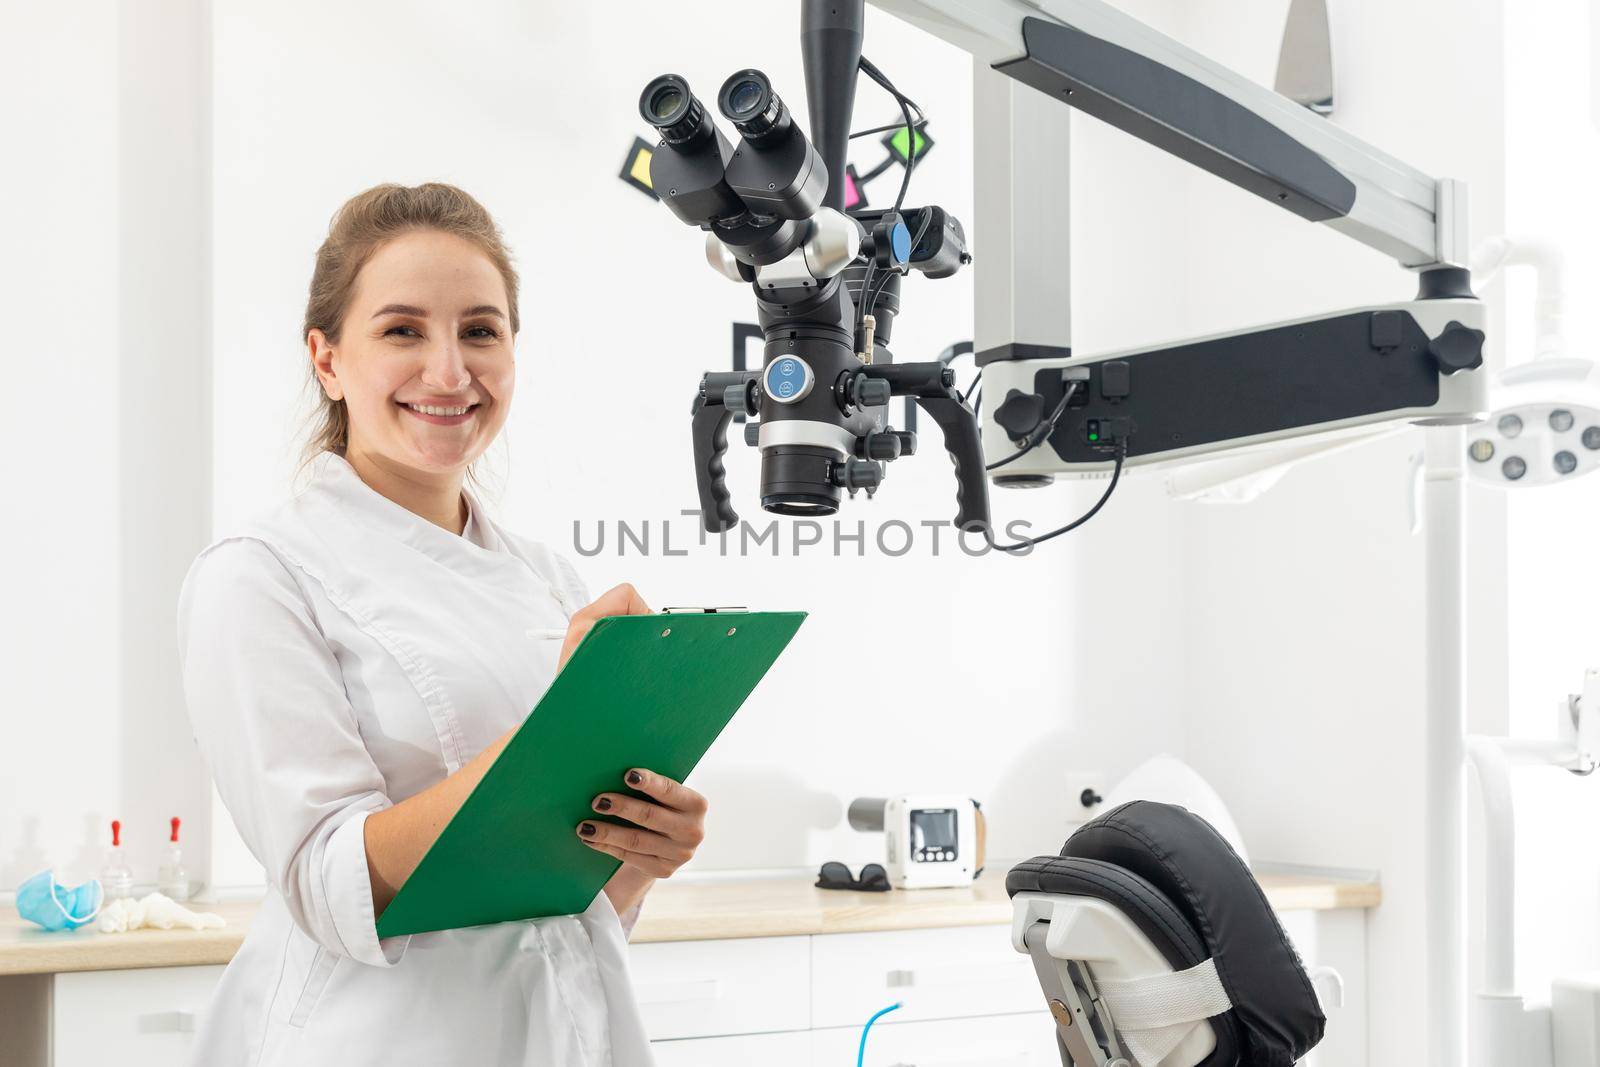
[{"xmin": 0, "ymin": 870, "xmax": 1379, "ymax": 977}]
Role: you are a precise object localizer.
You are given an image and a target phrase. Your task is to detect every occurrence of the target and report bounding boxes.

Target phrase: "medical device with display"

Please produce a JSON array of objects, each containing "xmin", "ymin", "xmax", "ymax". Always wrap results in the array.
[{"xmin": 847, "ymin": 794, "xmax": 984, "ymax": 889}]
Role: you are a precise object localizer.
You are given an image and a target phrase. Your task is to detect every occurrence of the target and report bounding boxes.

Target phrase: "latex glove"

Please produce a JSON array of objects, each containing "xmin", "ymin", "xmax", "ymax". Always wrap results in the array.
[
  {"xmin": 96, "ymin": 892, "xmax": 223, "ymax": 933},
  {"xmin": 139, "ymin": 892, "xmax": 224, "ymax": 930},
  {"xmin": 96, "ymin": 896, "xmax": 143, "ymax": 934}
]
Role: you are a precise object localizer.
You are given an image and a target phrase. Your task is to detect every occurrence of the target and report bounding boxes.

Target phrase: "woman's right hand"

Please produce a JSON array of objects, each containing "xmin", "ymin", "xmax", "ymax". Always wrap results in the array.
[
  {"xmin": 558, "ymin": 583, "xmax": 651, "ymax": 670},
  {"xmin": 366, "ymin": 582, "xmax": 654, "ymax": 915}
]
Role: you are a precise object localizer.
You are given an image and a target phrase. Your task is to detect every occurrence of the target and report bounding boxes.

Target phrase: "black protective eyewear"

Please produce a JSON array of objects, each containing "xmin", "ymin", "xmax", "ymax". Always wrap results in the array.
[{"xmin": 816, "ymin": 861, "xmax": 891, "ymax": 892}]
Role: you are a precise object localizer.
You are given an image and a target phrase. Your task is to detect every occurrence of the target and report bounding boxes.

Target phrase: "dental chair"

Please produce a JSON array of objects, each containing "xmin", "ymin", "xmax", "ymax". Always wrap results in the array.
[{"xmin": 1008, "ymin": 801, "xmax": 1325, "ymax": 1067}]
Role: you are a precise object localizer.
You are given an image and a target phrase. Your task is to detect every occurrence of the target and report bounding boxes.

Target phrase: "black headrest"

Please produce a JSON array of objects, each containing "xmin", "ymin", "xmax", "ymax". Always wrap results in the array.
[
  {"xmin": 1007, "ymin": 853, "xmax": 1244, "ymax": 1066},
  {"xmin": 1007, "ymin": 800, "xmax": 1324, "ymax": 1067}
]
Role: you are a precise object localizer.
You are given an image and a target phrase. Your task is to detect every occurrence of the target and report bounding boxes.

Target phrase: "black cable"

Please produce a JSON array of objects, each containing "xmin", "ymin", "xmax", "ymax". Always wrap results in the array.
[
  {"xmin": 849, "ymin": 118, "xmax": 929, "ymax": 140},
  {"xmin": 960, "ymin": 369, "xmax": 982, "ymax": 405},
  {"xmin": 853, "ymin": 57, "xmax": 926, "ymax": 346},
  {"xmin": 985, "ymin": 441, "xmax": 1128, "ymax": 554},
  {"xmin": 857, "ymin": 57, "xmax": 920, "ymax": 218},
  {"xmin": 856, "ymin": 156, "xmax": 897, "ymax": 185},
  {"xmin": 938, "ymin": 341, "xmax": 975, "ymax": 365},
  {"xmin": 984, "ymin": 381, "xmax": 1080, "ymax": 471}
]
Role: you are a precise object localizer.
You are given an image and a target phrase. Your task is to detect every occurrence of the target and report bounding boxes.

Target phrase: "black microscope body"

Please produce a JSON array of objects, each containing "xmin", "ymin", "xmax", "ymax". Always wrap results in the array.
[{"xmin": 640, "ymin": 1, "xmax": 986, "ymax": 534}]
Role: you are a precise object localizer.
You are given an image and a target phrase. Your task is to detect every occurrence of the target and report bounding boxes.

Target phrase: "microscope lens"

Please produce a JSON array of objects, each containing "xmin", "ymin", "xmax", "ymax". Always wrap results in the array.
[
  {"xmin": 651, "ymin": 87, "xmax": 683, "ymax": 121},
  {"xmin": 638, "ymin": 75, "xmax": 713, "ymax": 149},
  {"xmin": 727, "ymin": 80, "xmax": 762, "ymax": 116}
]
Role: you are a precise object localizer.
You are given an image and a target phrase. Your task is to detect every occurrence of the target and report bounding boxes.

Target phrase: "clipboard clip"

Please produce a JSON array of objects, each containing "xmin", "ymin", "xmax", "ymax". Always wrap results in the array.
[{"xmin": 660, "ymin": 606, "xmax": 750, "ymax": 614}]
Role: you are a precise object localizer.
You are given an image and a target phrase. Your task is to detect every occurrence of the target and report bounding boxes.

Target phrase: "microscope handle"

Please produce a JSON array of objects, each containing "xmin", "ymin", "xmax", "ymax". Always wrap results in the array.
[
  {"xmin": 916, "ymin": 394, "xmax": 992, "ymax": 535},
  {"xmin": 691, "ymin": 399, "xmax": 739, "ymax": 533}
]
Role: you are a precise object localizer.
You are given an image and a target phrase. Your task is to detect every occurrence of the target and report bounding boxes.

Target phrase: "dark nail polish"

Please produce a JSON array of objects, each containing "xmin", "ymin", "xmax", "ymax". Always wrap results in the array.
[
  {"xmin": 626, "ymin": 771, "xmax": 643, "ymax": 786},
  {"xmin": 595, "ymin": 797, "xmax": 613, "ymax": 812},
  {"xmin": 579, "ymin": 822, "xmax": 596, "ymax": 837}
]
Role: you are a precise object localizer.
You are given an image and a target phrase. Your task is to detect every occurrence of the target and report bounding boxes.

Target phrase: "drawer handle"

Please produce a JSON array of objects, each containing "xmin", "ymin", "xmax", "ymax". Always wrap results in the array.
[
  {"xmin": 136, "ymin": 1010, "xmax": 200, "ymax": 1034},
  {"xmin": 633, "ymin": 979, "xmax": 723, "ymax": 1006},
  {"xmin": 885, "ymin": 964, "xmax": 1026, "ymax": 989}
]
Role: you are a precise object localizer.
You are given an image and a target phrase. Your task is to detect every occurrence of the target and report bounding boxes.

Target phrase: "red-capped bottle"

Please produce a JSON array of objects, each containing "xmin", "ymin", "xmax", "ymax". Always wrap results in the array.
[
  {"xmin": 101, "ymin": 819, "xmax": 134, "ymax": 902},
  {"xmin": 158, "ymin": 817, "xmax": 190, "ymax": 902}
]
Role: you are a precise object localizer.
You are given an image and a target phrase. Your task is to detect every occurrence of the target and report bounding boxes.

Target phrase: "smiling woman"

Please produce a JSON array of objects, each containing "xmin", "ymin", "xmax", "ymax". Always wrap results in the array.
[
  {"xmin": 301, "ymin": 184, "xmax": 521, "ymax": 531},
  {"xmin": 174, "ymin": 183, "xmax": 698, "ymax": 1067}
]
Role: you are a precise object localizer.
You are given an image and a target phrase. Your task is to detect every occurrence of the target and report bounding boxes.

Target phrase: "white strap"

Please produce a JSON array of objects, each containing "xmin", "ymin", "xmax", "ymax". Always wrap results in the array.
[{"xmin": 1095, "ymin": 957, "xmax": 1232, "ymax": 1066}]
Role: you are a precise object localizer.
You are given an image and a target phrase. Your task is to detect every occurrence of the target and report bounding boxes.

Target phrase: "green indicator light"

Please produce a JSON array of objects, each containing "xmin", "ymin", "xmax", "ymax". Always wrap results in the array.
[{"xmin": 1088, "ymin": 432, "xmax": 1099, "ymax": 441}]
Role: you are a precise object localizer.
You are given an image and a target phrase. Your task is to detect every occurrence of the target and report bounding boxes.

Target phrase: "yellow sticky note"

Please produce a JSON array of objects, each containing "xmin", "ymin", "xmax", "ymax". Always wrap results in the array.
[{"xmin": 630, "ymin": 148, "xmax": 654, "ymax": 189}]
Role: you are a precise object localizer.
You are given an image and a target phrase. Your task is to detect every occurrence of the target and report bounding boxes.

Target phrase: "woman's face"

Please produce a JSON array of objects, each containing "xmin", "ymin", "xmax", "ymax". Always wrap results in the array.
[{"xmin": 309, "ymin": 229, "xmax": 515, "ymax": 478}]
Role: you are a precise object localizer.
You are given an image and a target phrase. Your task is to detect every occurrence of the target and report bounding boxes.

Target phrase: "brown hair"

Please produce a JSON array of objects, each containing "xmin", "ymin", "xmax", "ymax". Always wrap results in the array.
[{"xmin": 301, "ymin": 182, "xmax": 520, "ymax": 464}]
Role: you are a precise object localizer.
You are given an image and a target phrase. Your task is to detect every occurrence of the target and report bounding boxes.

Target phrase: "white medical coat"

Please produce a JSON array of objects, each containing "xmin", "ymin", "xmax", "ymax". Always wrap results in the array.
[{"xmin": 177, "ymin": 453, "xmax": 653, "ymax": 1066}]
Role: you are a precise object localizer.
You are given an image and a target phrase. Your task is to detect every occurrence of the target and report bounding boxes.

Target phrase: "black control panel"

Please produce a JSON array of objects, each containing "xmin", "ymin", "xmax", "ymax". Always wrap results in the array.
[{"xmin": 1032, "ymin": 310, "xmax": 1442, "ymax": 463}]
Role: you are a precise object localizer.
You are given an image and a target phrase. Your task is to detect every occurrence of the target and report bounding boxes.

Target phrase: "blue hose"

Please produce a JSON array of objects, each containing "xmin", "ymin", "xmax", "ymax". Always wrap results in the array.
[{"xmin": 856, "ymin": 1002, "xmax": 902, "ymax": 1067}]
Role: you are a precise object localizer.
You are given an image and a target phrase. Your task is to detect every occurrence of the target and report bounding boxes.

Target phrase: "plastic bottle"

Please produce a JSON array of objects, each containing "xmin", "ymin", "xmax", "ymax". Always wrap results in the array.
[
  {"xmin": 101, "ymin": 820, "xmax": 134, "ymax": 902},
  {"xmin": 158, "ymin": 817, "xmax": 191, "ymax": 902}
]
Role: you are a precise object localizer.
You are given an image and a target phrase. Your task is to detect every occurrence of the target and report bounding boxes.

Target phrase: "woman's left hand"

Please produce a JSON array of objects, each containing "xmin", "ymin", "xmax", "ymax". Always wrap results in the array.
[{"xmin": 582, "ymin": 769, "xmax": 707, "ymax": 912}]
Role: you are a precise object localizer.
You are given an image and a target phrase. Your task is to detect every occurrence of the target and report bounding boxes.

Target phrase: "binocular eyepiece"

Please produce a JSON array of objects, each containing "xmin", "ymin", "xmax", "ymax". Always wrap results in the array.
[
  {"xmin": 717, "ymin": 70, "xmax": 792, "ymax": 148},
  {"xmin": 639, "ymin": 74, "xmax": 715, "ymax": 149},
  {"xmin": 639, "ymin": 69, "xmax": 827, "ymax": 231}
]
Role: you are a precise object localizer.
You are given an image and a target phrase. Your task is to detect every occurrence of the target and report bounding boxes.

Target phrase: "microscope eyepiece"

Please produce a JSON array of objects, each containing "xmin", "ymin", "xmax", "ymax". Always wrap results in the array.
[
  {"xmin": 718, "ymin": 70, "xmax": 790, "ymax": 147},
  {"xmin": 640, "ymin": 74, "xmax": 714, "ymax": 148}
]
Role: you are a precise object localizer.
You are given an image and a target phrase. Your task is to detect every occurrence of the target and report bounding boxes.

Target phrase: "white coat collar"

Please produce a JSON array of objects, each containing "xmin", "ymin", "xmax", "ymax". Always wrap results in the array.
[{"xmin": 306, "ymin": 451, "xmax": 508, "ymax": 570}]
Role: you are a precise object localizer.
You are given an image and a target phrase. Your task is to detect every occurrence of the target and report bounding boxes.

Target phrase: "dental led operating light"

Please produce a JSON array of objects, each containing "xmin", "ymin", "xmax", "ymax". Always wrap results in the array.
[
  {"xmin": 642, "ymin": 0, "xmax": 1488, "ymax": 549},
  {"xmin": 1463, "ymin": 237, "xmax": 1600, "ymax": 489}
]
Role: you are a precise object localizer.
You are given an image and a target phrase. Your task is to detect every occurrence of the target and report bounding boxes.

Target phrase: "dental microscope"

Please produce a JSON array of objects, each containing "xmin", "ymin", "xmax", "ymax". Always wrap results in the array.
[{"xmin": 638, "ymin": 0, "xmax": 1492, "ymax": 1061}]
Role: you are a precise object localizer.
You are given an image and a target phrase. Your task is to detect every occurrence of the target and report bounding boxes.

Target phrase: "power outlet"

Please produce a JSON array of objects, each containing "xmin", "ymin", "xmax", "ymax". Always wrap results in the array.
[{"xmin": 1061, "ymin": 771, "xmax": 1108, "ymax": 823}]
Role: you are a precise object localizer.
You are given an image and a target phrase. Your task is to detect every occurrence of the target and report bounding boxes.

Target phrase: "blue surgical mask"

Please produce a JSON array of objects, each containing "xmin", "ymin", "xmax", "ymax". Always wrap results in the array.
[{"xmin": 16, "ymin": 870, "xmax": 102, "ymax": 931}]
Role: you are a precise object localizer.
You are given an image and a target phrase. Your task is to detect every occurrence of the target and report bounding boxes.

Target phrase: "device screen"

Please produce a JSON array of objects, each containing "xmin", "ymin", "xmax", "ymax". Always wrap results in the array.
[{"xmin": 910, "ymin": 808, "xmax": 958, "ymax": 861}]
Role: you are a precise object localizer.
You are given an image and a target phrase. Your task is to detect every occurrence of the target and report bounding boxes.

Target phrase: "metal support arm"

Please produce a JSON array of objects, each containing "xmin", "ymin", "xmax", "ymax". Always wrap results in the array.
[{"xmin": 871, "ymin": 0, "xmax": 1466, "ymax": 269}]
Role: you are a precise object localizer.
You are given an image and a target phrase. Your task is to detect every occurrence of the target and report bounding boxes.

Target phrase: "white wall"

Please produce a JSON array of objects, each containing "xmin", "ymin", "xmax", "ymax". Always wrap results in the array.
[
  {"xmin": 0, "ymin": 0, "xmax": 214, "ymax": 895},
  {"xmin": 1501, "ymin": 0, "xmax": 1600, "ymax": 1006}
]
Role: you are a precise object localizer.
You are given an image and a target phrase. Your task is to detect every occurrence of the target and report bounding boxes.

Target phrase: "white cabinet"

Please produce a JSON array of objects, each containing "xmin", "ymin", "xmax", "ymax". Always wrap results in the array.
[
  {"xmin": 651, "ymin": 1029, "xmax": 813, "ymax": 1066},
  {"xmin": 810, "ymin": 926, "xmax": 1042, "ymax": 1028},
  {"xmin": 811, "ymin": 1013, "xmax": 1060, "ymax": 1067},
  {"xmin": 629, "ymin": 935, "xmax": 810, "ymax": 1040},
  {"xmin": 52, "ymin": 965, "xmax": 223, "ymax": 1067},
  {"xmin": 0, "ymin": 909, "xmax": 1368, "ymax": 1066},
  {"xmin": 652, "ymin": 1014, "xmax": 1060, "ymax": 1067}
]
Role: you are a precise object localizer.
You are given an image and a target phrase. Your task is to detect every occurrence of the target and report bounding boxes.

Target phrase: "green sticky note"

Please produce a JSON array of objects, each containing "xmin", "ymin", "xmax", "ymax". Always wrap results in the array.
[{"xmin": 885, "ymin": 125, "xmax": 932, "ymax": 163}]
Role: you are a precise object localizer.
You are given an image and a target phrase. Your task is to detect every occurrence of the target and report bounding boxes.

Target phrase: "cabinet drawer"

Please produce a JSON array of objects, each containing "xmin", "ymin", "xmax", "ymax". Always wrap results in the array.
[
  {"xmin": 652, "ymin": 1029, "xmax": 811, "ymax": 1066},
  {"xmin": 811, "ymin": 1012, "xmax": 1058, "ymax": 1066},
  {"xmin": 629, "ymin": 936, "xmax": 809, "ymax": 1040},
  {"xmin": 53, "ymin": 965, "xmax": 225, "ymax": 1067},
  {"xmin": 810, "ymin": 926, "xmax": 1041, "ymax": 1029}
]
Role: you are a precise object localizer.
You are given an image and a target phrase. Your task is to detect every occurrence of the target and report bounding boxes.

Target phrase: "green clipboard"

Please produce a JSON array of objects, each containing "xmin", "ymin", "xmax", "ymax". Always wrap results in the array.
[{"xmin": 375, "ymin": 610, "xmax": 805, "ymax": 938}]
